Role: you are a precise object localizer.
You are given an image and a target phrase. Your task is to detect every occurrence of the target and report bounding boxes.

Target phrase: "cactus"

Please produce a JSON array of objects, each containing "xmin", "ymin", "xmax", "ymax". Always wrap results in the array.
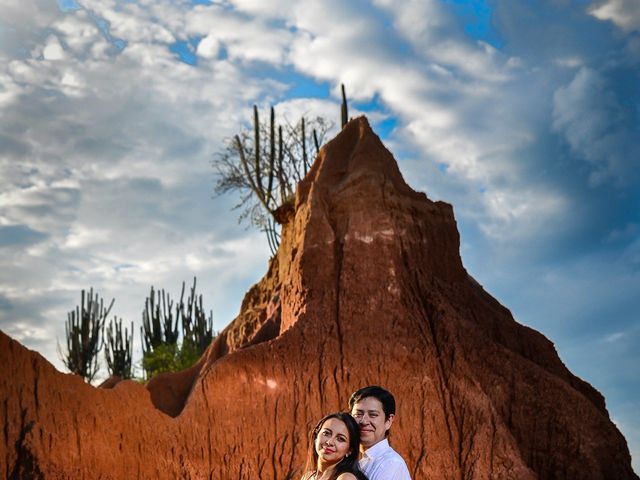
[
  {"xmin": 341, "ymin": 83, "xmax": 348, "ymax": 128},
  {"xmin": 140, "ymin": 286, "xmax": 179, "ymax": 357},
  {"xmin": 178, "ymin": 277, "xmax": 215, "ymax": 356},
  {"xmin": 105, "ymin": 317, "xmax": 133, "ymax": 379},
  {"xmin": 301, "ymin": 117, "xmax": 308, "ymax": 175},
  {"xmin": 141, "ymin": 279, "xmax": 216, "ymax": 378},
  {"xmin": 215, "ymin": 106, "xmax": 333, "ymax": 255},
  {"xmin": 60, "ymin": 288, "xmax": 114, "ymax": 383},
  {"xmin": 253, "ymin": 105, "xmax": 261, "ymax": 193},
  {"xmin": 313, "ymin": 129, "xmax": 320, "ymax": 155}
]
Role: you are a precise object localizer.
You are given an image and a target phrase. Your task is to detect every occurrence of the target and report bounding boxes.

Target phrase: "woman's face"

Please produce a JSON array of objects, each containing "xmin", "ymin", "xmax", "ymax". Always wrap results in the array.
[{"xmin": 314, "ymin": 417, "xmax": 352, "ymax": 465}]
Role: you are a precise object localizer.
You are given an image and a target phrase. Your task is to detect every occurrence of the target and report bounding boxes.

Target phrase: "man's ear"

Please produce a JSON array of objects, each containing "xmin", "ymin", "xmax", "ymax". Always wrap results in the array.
[{"xmin": 385, "ymin": 413, "xmax": 395, "ymax": 431}]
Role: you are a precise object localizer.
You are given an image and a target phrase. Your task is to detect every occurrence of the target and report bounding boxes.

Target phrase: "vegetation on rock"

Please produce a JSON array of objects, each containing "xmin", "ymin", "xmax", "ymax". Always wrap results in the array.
[
  {"xmin": 213, "ymin": 84, "xmax": 348, "ymax": 254},
  {"xmin": 141, "ymin": 277, "xmax": 215, "ymax": 379},
  {"xmin": 105, "ymin": 317, "xmax": 134, "ymax": 379},
  {"xmin": 60, "ymin": 288, "xmax": 114, "ymax": 383}
]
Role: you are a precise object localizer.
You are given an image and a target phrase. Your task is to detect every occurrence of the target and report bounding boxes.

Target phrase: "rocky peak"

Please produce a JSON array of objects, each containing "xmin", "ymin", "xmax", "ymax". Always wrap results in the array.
[{"xmin": 1, "ymin": 116, "xmax": 637, "ymax": 479}]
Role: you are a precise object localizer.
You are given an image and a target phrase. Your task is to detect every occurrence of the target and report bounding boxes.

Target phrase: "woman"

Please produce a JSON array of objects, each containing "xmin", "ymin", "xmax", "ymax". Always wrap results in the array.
[{"xmin": 301, "ymin": 412, "xmax": 368, "ymax": 480}]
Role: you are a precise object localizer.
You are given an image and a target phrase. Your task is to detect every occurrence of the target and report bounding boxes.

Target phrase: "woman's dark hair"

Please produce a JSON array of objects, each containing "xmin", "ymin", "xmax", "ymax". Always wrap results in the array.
[{"xmin": 304, "ymin": 412, "xmax": 368, "ymax": 480}]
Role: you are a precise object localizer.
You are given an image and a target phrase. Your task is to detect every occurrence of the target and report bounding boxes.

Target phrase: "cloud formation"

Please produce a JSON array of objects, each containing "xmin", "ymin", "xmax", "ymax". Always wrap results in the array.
[{"xmin": 591, "ymin": 0, "xmax": 640, "ymax": 32}]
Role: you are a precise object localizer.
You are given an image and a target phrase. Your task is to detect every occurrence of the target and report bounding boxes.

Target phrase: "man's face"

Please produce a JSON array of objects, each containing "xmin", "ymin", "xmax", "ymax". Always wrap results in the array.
[{"xmin": 350, "ymin": 396, "xmax": 394, "ymax": 449}]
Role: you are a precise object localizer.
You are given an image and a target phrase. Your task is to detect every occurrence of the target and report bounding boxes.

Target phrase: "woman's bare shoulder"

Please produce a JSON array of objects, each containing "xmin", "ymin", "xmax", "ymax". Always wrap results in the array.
[{"xmin": 336, "ymin": 474, "xmax": 357, "ymax": 480}]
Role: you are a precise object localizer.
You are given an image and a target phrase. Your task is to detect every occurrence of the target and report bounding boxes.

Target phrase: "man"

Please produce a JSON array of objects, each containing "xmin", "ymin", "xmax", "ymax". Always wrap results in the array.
[{"xmin": 349, "ymin": 386, "xmax": 412, "ymax": 480}]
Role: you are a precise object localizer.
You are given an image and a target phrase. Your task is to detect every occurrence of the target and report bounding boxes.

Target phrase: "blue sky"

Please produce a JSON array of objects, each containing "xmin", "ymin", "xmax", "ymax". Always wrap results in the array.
[{"xmin": 1, "ymin": 0, "xmax": 638, "ymax": 471}]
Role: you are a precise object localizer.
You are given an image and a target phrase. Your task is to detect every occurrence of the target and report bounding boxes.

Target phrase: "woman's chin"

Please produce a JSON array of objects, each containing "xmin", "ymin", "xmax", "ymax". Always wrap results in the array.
[{"xmin": 318, "ymin": 452, "xmax": 341, "ymax": 463}]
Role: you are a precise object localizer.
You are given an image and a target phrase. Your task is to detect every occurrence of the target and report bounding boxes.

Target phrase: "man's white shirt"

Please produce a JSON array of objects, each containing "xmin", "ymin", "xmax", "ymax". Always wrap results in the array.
[{"xmin": 359, "ymin": 438, "xmax": 411, "ymax": 480}]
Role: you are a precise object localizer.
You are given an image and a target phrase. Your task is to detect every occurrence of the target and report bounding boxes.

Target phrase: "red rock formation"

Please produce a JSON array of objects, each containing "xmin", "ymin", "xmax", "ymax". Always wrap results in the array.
[{"xmin": 1, "ymin": 117, "xmax": 637, "ymax": 479}]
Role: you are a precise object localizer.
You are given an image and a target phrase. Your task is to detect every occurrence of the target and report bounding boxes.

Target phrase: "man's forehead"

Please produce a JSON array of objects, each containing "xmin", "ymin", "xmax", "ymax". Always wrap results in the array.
[{"xmin": 352, "ymin": 396, "xmax": 384, "ymax": 411}]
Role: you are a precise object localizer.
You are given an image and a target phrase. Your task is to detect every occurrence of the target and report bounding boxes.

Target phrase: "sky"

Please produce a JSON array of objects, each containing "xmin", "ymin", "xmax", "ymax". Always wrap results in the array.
[{"xmin": 1, "ymin": 0, "xmax": 638, "ymax": 471}]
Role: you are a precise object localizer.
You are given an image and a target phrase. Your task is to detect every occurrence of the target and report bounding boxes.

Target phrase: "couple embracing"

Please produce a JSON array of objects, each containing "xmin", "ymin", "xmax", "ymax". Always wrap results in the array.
[{"xmin": 301, "ymin": 386, "xmax": 412, "ymax": 480}]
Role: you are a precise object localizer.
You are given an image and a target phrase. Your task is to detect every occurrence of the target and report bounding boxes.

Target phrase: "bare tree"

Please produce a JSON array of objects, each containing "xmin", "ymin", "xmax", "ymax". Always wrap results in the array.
[{"xmin": 214, "ymin": 106, "xmax": 333, "ymax": 254}]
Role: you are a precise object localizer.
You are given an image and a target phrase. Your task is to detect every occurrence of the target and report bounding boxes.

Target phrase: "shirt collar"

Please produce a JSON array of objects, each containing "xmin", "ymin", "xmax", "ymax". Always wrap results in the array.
[{"xmin": 362, "ymin": 438, "xmax": 391, "ymax": 460}]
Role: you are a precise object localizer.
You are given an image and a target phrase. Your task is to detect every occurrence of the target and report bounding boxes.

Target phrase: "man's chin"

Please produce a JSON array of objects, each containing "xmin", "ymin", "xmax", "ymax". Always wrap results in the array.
[{"xmin": 360, "ymin": 435, "xmax": 376, "ymax": 448}]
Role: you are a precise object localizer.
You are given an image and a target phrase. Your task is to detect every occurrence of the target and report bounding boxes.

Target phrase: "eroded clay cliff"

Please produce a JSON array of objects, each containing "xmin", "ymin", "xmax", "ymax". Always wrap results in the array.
[{"xmin": 1, "ymin": 117, "xmax": 637, "ymax": 479}]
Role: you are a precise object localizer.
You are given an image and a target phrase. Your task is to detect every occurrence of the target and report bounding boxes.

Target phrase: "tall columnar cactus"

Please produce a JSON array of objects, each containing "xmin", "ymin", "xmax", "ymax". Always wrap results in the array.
[
  {"xmin": 104, "ymin": 317, "xmax": 133, "ymax": 379},
  {"xmin": 140, "ymin": 286, "xmax": 179, "ymax": 356},
  {"xmin": 179, "ymin": 277, "xmax": 215, "ymax": 356},
  {"xmin": 61, "ymin": 288, "xmax": 114, "ymax": 383},
  {"xmin": 301, "ymin": 116, "xmax": 308, "ymax": 175},
  {"xmin": 234, "ymin": 106, "xmax": 280, "ymax": 218},
  {"xmin": 253, "ymin": 105, "xmax": 262, "ymax": 194},
  {"xmin": 341, "ymin": 83, "xmax": 348, "ymax": 128}
]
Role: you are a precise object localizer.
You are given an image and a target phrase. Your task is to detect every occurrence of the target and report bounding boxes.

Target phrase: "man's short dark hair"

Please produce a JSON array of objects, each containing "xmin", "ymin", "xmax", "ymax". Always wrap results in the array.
[{"xmin": 348, "ymin": 385, "xmax": 396, "ymax": 419}]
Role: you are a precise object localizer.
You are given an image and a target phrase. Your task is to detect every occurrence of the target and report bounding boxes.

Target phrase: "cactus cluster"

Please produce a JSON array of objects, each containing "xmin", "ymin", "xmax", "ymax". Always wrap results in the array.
[
  {"xmin": 105, "ymin": 317, "xmax": 134, "ymax": 379},
  {"xmin": 140, "ymin": 285, "xmax": 180, "ymax": 356},
  {"xmin": 140, "ymin": 277, "xmax": 215, "ymax": 379},
  {"xmin": 60, "ymin": 288, "xmax": 114, "ymax": 383},
  {"xmin": 60, "ymin": 279, "xmax": 216, "ymax": 382},
  {"xmin": 178, "ymin": 277, "xmax": 216, "ymax": 355}
]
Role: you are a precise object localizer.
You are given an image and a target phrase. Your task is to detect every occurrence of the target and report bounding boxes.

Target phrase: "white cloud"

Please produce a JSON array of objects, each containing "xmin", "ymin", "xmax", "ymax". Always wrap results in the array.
[
  {"xmin": 479, "ymin": 187, "xmax": 568, "ymax": 241},
  {"xmin": 0, "ymin": 0, "xmax": 62, "ymax": 61},
  {"xmin": 197, "ymin": 34, "xmax": 220, "ymax": 59},
  {"xmin": 590, "ymin": 0, "xmax": 640, "ymax": 32},
  {"xmin": 554, "ymin": 56, "xmax": 583, "ymax": 68},
  {"xmin": 553, "ymin": 67, "xmax": 639, "ymax": 185},
  {"xmin": 184, "ymin": 4, "xmax": 293, "ymax": 64},
  {"xmin": 42, "ymin": 35, "xmax": 67, "ymax": 60}
]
